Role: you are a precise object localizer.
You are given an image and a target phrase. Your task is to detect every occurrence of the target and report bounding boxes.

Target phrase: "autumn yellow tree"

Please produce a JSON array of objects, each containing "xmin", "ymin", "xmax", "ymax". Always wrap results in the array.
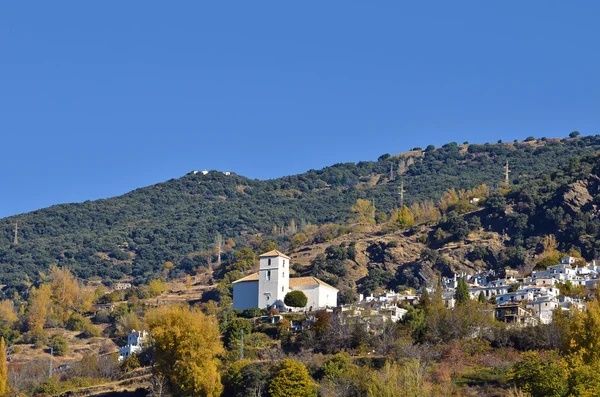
[
  {"xmin": 0, "ymin": 337, "xmax": 6, "ymax": 396},
  {"xmin": 27, "ymin": 284, "xmax": 51, "ymax": 332},
  {"xmin": 117, "ymin": 311, "xmax": 142, "ymax": 336},
  {"xmin": 438, "ymin": 189, "xmax": 459, "ymax": 213},
  {"xmin": 394, "ymin": 206, "xmax": 416, "ymax": 229},
  {"xmin": 0, "ymin": 300, "xmax": 18, "ymax": 326},
  {"xmin": 145, "ymin": 305, "xmax": 224, "ymax": 397},
  {"xmin": 148, "ymin": 279, "xmax": 168, "ymax": 297},
  {"xmin": 351, "ymin": 199, "xmax": 375, "ymax": 226},
  {"xmin": 48, "ymin": 265, "xmax": 78, "ymax": 313},
  {"xmin": 535, "ymin": 235, "xmax": 562, "ymax": 268},
  {"xmin": 268, "ymin": 359, "xmax": 317, "ymax": 397}
]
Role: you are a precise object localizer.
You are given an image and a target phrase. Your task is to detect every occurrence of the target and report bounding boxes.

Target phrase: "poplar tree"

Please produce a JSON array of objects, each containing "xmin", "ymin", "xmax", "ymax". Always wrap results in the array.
[
  {"xmin": 145, "ymin": 305, "xmax": 224, "ymax": 397},
  {"xmin": 0, "ymin": 337, "xmax": 6, "ymax": 396}
]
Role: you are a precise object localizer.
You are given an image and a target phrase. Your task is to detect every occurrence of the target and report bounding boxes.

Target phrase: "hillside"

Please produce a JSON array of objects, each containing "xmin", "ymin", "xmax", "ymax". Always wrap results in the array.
[
  {"xmin": 285, "ymin": 150, "xmax": 600, "ymax": 303},
  {"xmin": 1, "ymin": 135, "xmax": 599, "ymax": 294}
]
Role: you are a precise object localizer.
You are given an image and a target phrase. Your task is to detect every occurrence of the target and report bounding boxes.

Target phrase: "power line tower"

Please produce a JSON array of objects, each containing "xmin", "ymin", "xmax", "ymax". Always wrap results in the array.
[
  {"xmin": 389, "ymin": 163, "xmax": 395, "ymax": 180},
  {"xmin": 504, "ymin": 161, "xmax": 510, "ymax": 186},
  {"xmin": 398, "ymin": 179, "xmax": 405, "ymax": 209},
  {"xmin": 13, "ymin": 221, "xmax": 18, "ymax": 245}
]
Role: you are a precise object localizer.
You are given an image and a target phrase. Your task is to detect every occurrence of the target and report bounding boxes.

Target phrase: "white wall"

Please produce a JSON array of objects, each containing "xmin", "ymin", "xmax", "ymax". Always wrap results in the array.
[
  {"xmin": 258, "ymin": 255, "xmax": 290, "ymax": 309},
  {"xmin": 318, "ymin": 285, "xmax": 338, "ymax": 308},
  {"xmin": 233, "ymin": 281, "xmax": 259, "ymax": 310},
  {"xmin": 291, "ymin": 285, "xmax": 338, "ymax": 310},
  {"xmin": 293, "ymin": 286, "xmax": 319, "ymax": 310}
]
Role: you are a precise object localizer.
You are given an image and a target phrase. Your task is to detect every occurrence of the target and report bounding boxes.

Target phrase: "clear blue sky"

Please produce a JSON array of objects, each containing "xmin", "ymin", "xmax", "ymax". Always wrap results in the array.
[{"xmin": 1, "ymin": 1, "xmax": 599, "ymax": 218}]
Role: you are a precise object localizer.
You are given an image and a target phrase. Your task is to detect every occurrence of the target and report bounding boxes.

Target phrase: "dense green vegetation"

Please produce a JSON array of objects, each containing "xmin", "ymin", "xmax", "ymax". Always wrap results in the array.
[{"xmin": 1, "ymin": 136, "xmax": 599, "ymax": 293}]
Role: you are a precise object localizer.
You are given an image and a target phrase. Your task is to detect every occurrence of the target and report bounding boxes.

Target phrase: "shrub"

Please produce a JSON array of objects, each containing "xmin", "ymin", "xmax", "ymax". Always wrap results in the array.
[
  {"xmin": 49, "ymin": 335, "xmax": 69, "ymax": 356},
  {"xmin": 120, "ymin": 355, "xmax": 140, "ymax": 373},
  {"xmin": 284, "ymin": 291, "xmax": 308, "ymax": 308}
]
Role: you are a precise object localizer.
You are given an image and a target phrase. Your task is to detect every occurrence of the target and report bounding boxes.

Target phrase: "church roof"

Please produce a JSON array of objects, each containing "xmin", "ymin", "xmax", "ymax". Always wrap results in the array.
[
  {"xmin": 232, "ymin": 273, "xmax": 259, "ymax": 283},
  {"xmin": 259, "ymin": 250, "xmax": 291, "ymax": 260},
  {"xmin": 231, "ymin": 273, "xmax": 338, "ymax": 291},
  {"xmin": 290, "ymin": 276, "xmax": 339, "ymax": 291}
]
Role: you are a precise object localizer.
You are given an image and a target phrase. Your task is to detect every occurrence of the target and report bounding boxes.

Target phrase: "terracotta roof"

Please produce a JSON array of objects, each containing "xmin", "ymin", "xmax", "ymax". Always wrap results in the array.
[
  {"xmin": 232, "ymin": 273, "xmax": 259, "ymax": 284},
  {"xmin": 290, "ymin": 276, "xmax": 339, "ymax": 291},
  {"xmin": 259, "ymin": 250, "xmax": 291, "ymax": 260}
]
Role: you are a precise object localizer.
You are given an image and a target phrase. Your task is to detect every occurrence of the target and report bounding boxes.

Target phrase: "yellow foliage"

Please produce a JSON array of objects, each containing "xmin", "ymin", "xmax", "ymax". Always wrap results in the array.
[
  {"xmin": 118, "ymin": 312, "xmax": 142, "ymax": 336},
  {"xmin": 392, "ymin": 206, "xmax": 415, "ymax": 229},
  {"xmin": 49, "ymin": 265, "xmax": 79, "ymax": 311},
  {"xmin": 542, "ymin": 235, "xmax": 558, "ymax": 252},
  {"xmin": 145, "ymin": 305, "xmax": 224, "ymax": 397},
  {"xmin": 27, "ymin": 284, "xmax": 51, "ymax": 332},
  {"xmin": 367, "ymin": 360, "xmax": 430, "ymax": 397},
  {"xmin": 0, "ymin": 338, "xmax": 6, "ymax": 396},
  {"xmin": 148, "ymin": 279, "xmax": 168, "ymax": 297},
  {"xmin": 351, "ymin": 199, "xmax": 375, "ymax": 225},
  {"xmin": 291, "ymin": 233, "xmax": 308, "ymax": 248},
  {"xmin": 0, "ymin": 300, "xmax": 18, "ymax": 325}
]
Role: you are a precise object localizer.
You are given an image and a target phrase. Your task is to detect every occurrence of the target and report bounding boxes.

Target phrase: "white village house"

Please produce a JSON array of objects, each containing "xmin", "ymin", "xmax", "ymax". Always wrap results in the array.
[
  {"xmin": 119, "ymin": 329, "xmax": 148, "ymax": 361},
  {"xmin": 232, "ymin": 250, "xmax": 338, "ymax": 312}
]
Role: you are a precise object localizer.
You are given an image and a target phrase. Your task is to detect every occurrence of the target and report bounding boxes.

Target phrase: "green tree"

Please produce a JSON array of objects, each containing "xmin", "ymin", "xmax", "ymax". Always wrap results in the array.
[
  {"xmin": 232, "ymin": 248, "xmax": 256, "ymax": 272},
  {"xmin": 145, "ymin": 305, "xmax": 224, "ymax": 397},
  {"xmin": 569, "ymin": 130, "xmax": 580, "ymax": 138},
  {"xmin": 509, "ymin": 351, "xmax": 569, "ymax": 397},
  {"xmin": 268, "ymin": 359, "xmax": 317, "ymax": 397},
  {"xmin": 223, "ymin": 318, "xmax": 252, "ymax": 349},
  {"xmin": 49, "ymin": 335, "xmax": 69, "ymax": 356},
  {"xmin": 284, "ymin": 291, "xmax": 308, "ymax": 309},
  {"xmin": 477, "ymin": 291, "xmax": 486, "ymax": 303},
  {"xmin": 454, "ymin": 279, "xmax": 470, "ymax": 305}
]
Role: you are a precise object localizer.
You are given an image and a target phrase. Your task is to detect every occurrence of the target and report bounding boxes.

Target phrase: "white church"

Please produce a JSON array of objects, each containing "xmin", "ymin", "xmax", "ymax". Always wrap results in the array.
[{"xmin": 232, "ymin": 250, "xmax": 338, "ymax": 312}]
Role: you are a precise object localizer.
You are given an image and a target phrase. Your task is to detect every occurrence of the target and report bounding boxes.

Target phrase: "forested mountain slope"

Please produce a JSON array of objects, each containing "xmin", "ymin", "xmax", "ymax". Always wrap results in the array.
[
  {"xmin": 1, "ymin": 136, "xmax": 599, "ymax": 292},
  {"xmin": 286, "ymin": 149, "xmax": 600, "ymax": 303}
]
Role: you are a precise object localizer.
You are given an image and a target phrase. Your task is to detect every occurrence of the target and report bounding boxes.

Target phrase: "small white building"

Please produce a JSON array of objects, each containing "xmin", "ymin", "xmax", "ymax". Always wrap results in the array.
[
  {"xmin": 232, "ymin": 250, "xmax": 338, "ymax": 312},
  {"xmin": 119, "ymin": 330, "xmax": 148, "ymax": 360},
  {"xmin": 526, "ymin": 296, "xmax": 559, "ymax": 324},
  {"xmin": 114, "ymin": 282, "xmax": 132, "ymax": 291}
]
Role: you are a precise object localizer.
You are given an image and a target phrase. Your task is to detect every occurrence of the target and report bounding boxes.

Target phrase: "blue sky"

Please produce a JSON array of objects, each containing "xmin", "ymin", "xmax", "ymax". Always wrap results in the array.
[{"xmin": 1, "ymin": 1, "xmax": 599, "ymax": 218}]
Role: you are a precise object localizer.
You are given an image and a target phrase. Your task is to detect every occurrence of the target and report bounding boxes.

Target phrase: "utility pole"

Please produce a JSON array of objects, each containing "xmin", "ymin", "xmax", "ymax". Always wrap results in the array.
[
  {"xmin": 372, "ymin": 199, "xmax": 376, "ymax": 222},
  {"xmin": 215, "ymin": 233, "xmax": 223, "ymax": 267},
  {"xmin": 504, "ymin": 160, "xmax": 510, "ymax": 186},
  {"xmin": 49, "ymin": 347, "xmax": 53, "ymax": 377},
  {"xmin": 13, "ymin": 221, "xmax": 18, "ymax": 245}
]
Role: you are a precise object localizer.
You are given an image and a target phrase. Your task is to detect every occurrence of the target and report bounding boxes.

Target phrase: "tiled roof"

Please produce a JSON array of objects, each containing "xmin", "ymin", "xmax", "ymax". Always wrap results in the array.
[
  {"xmin": 259, "ymin": 250, "xmax": 291, "ymax": 259},
  {"xmin": 232, "ymin": 273, "xmax": 259, "ymax": 284},
  {"xmin": 290, "ymin": 276, "xmax": 338, "ymax": 291}
]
